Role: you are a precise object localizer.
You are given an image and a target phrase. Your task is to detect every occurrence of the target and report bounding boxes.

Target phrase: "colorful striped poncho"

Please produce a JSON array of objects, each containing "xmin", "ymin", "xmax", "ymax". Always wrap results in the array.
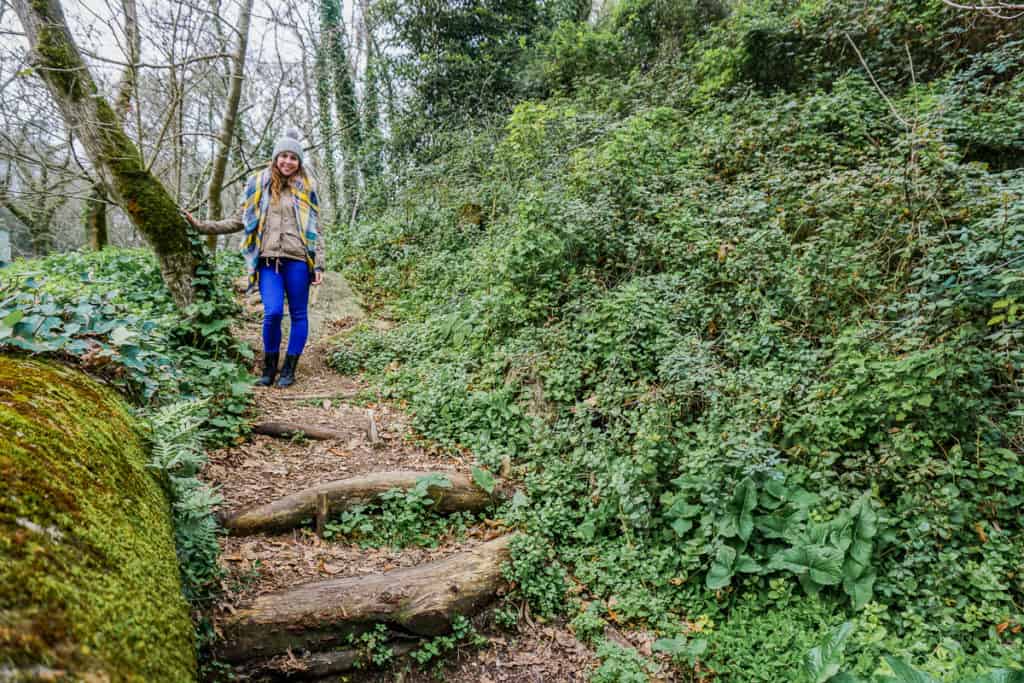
[{"xmin": 240, "ymin": 169, "xmax": 319, "ymax": 290}]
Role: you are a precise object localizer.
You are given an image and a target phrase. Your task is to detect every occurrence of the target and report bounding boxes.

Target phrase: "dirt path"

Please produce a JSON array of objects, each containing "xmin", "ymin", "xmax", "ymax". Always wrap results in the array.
[{"xmin": 201, "ymin": 273, "xmax": 595, "ymax": 682}]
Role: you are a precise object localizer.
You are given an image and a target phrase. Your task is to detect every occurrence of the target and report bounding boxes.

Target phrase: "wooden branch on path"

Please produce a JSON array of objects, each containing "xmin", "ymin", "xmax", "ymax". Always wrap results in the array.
[
  {"xmin": 218, "ymin": 535, "xmax": 514, "ymax": 663},
  {"xmin": 222, "ymin": 470, "xmax": 501, "ymax": 536},
  {"xmin": 252, "ymin": 421, "xmax": 347, "ymax": 440},
  {"xmin": 245, "ymin": 641, "xmax": 418, "ymax": 680}
]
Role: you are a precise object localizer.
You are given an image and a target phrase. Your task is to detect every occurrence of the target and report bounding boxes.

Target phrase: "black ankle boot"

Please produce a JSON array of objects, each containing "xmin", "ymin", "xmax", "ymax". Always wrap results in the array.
[
  {"xmin": 276, "ymin": 354, "xmax": 300, "ymax": 387},
  {"xmin": 256, "ymin": 352, "xmax": 279, "ymax": 386}
]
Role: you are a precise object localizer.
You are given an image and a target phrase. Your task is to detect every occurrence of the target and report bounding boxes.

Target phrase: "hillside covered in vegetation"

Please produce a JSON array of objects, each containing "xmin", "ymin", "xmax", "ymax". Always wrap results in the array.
[{"xmin": 332, "ymin": 0, "xmax": 1024, "ymax": 679}]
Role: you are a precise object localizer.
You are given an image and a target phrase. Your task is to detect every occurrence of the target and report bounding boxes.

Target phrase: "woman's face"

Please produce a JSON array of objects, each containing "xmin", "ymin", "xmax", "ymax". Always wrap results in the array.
[{"xmin": 276, "ymin": 151, "xmax": 300, "ymax": 177}]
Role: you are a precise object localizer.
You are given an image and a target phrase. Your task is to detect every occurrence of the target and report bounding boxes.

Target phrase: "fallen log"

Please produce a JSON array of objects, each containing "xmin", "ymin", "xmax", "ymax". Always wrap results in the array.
[
  {"xmin": 244, "ymin": 640, "xmax": 418, "ymax": 680},
  {"xmin": 223, "ymin": 470, "xmax": 498, "ymax": 536},
  {"xmin": 252, "ymin": 421, "xmax": 347, "ymax": 440},
  {"xmin": 218, "ymin": 534, "xmax": 513, "ymax": 663}
]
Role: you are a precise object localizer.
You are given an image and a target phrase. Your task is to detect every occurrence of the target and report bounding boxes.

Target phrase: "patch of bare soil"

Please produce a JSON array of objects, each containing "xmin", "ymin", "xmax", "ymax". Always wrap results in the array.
[{"xmin": 202, "ymin": 274, "xmax": 597, "ymax": 681}]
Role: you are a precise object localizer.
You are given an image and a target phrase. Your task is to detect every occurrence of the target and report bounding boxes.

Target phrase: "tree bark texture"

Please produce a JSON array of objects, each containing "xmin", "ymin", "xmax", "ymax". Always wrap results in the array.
[
  {"xmin": 252, "ymin": 420, "xmax": 348, "ymax": 440},
  {"xmin": 218, "ymin": 534, "xmax": 513, "ymax": 663},
  {"xmin": 223, "ymin": 470, "xmax": 498, "ymax": 536},
  {"xmin": 206, "ymin": 0, "xmax": 254, "ymax": 251},
  {"xmin": 13, "ymin": 0, "xmax": 202, "ymax": 308},
  {"xmin": 84, "ymin": 182, "xmax": 108, "ymax": 250}
]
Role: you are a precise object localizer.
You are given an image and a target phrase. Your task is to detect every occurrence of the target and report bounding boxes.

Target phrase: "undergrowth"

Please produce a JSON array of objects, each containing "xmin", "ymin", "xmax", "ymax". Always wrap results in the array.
[
  {"xmin": 332, "ymin": 0, "xmax": 1024, "ymax": 679},
  {"xmin": 322, "ymin": 473, "xmax": 481, "ymax": 548}
]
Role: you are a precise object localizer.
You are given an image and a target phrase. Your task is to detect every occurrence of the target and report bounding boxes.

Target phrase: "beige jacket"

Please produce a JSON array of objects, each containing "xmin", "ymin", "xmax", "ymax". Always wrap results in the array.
[{"xmin": 195, "ymin": 187, "xmax": 325, "ymax": 270}]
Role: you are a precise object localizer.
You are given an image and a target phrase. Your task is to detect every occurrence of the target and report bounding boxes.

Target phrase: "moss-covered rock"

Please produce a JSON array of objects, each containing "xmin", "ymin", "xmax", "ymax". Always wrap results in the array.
[{"xmin": 0, "ymin": 355, "xmax": 195, "ymax": 681}]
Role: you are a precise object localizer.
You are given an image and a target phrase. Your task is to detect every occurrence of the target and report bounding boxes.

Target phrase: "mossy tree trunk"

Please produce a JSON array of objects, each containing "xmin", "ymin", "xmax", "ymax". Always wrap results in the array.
[
  {"xmin": 321, "ymin": 0, "xmax": 362, "ymax": 222},
  {"xmin": 0, "ymin": 356, "xmax": 196, "ymax": 680},
  {"xmin": 315, "ymin": 6, "xmax": 340, "ymax": 228},
  {"xmin": 12, "ymin": 0, "xmax": 203, "ymax": 308}
]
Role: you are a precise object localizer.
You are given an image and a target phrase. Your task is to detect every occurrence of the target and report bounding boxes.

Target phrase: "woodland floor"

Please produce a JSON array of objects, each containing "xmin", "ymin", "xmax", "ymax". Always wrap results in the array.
[{"xmin": 201, "ymin": 273, "xmax": 598, "ymax": 682}]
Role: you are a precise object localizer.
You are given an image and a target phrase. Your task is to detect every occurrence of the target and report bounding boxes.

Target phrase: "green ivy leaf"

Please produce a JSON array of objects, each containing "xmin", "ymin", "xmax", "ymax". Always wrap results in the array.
[
  {"xmin": 671, "ymin": 517, "xmax": 693, "ymax": 537},
  {"xmin": 0, "ymin": 309, "xmax": 24, "ymax": 339},
  {"xmin": 109, "ymin": 325, "xmax": 136, "ymax": 346},
  {"xmin": 472, "ymin": 466, "xmax": 496, "ymax": 495}
]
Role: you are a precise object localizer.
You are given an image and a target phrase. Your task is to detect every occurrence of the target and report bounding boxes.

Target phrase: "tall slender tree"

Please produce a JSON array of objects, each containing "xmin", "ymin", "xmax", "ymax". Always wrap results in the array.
[
  {"xmin": 12, "ymin": 0, "xmax": 205, "ymax": 308},
  {"xmin": 206, "ymin": 0, "xmax": 255, "ymax": 251},
  {"xmin": 320, "ymin": 0, "xmax": 362, "ymax": 218},
  {"xmin": 314, "ymin": 25, "xmax": 340, "ymax": 228}
]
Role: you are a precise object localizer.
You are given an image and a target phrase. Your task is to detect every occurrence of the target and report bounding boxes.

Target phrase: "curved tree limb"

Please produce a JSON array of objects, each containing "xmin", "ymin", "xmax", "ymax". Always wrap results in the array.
[{"xmin": 223, "ymin": 470, "xmax": 501, "ymax": 536}]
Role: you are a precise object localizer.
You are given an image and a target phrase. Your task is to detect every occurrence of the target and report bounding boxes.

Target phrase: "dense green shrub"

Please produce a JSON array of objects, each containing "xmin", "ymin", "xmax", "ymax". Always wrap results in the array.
[{"xmin": 336, "ymin": 0, "xmax": 1024, "ymax": 677}]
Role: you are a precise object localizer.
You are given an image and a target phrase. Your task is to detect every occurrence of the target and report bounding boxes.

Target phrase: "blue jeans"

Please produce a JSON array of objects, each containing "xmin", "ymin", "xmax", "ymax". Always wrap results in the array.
[{"xmin": 258, "ymin": 257, "xmax": 311, "ymax": 356}]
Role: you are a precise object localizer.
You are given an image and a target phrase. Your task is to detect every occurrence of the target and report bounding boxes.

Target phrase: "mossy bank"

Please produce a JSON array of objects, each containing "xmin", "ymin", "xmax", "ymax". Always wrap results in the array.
[{"xmin": 0, "ymin": 355, "xmax": 195, "ymax": 681}]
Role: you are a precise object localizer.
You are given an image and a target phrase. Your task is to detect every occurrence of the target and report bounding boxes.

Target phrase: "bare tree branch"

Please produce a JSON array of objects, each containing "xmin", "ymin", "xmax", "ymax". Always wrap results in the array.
[{"xmin": 940, "ymin": 0, "xmax": 1024, "ymax": 18}]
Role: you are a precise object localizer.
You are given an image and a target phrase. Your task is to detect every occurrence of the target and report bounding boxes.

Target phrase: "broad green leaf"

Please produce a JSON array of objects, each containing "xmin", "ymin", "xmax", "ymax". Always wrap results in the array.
[
  {"xmin": 961, "ymin": 671, "xmax": 1024, "ymax": 683},
  {"xmin": 721, "ymin": 477, "xmax": 757, "ymax": 541},
  {"xmin": 472, "ymin": 466, "xmax": 496, "ymax": 494},
  {"xmin": 883, "ymin": 657, "xmax": 940, "ymax": 683},
  {"xmin": 789, "ymin": 489, "xmax": 821, "ymax": 507},
  {"xmin": 804, "ymin": 621, "xmax": 854, "ymax": 683},
  {"xmin": 762, "ymin": 478, "xmax": 788, "ymax": 510},
  {"xmin": 843, "ymin": 569, "xmax": 875, "ymax": 610},
  {"xmin": 109, "ymin": 325, "xmax": 136, "ymax": 346},
  {"xmin": 706, "ymin": 544, "xmax": 736, "ymax": 590},
  {"xmin": 735, "ymin": 554, "xmax": 762, "ymax": 573},
  {"xmin": 776, "ymin": 545, "xmax": 844, "ymax": 586}
]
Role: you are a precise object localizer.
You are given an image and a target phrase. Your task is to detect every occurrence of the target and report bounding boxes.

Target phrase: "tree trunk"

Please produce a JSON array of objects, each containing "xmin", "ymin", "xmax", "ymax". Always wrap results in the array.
[
  {"xmin": 206, "ymin": 0, "xmax": 254, "ymax": 252},
  {"xmin": 218, "ymin": 534, "xmax": 513, "ymax": 663},
  {"xmin": 315, "ymin": 10, "xmax": 339, "ymax": 228},
  {"xmin": 223, "ymin": 470, "xmax": 498, "ymax": 536},
  {"xmin": 84, "ymin": 182, "xmax": 108, "ymax": 250},
  {"xmin": 321, "ymin": 0, "xmax": 362, "ymax": 220},
  {"xmin": 13, "ymin": 0, "xmax": 203, "ymax": 308}
]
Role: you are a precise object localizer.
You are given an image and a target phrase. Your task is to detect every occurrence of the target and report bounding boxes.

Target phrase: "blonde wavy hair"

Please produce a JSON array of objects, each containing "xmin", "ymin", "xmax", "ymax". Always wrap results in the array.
[{"xmin": 268, "ymin": 158, "xmax": 309, "ymax": 204}]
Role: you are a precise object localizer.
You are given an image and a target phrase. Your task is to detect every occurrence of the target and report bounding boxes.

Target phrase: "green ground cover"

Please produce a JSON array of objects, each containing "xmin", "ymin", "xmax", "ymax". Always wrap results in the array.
[{"xmin": 333, "ymin": 0, "xmax": 1024, "ymax": 679}]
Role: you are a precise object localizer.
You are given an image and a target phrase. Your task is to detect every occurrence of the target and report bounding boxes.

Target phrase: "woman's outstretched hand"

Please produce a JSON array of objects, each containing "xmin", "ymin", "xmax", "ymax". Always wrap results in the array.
[
  {"xmin": 179, "ymin": 208, "xmax": 198, "ymax": 227},
  {"xmin": 312, "ymin": 270, "xmax": 324, "ymax": 286}
]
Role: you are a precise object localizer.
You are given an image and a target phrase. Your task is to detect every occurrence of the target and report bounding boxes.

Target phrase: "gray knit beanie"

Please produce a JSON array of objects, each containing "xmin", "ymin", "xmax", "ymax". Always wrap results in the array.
[{"xmin": 272, "ymin": 127, "xmax": 304, "ymax": 165}]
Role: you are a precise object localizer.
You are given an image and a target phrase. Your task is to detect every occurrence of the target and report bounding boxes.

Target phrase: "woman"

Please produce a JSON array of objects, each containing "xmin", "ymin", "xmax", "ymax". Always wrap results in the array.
[{"xmin": 184, "ymin": 128, "xmax": 324, "ymax": 388}]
